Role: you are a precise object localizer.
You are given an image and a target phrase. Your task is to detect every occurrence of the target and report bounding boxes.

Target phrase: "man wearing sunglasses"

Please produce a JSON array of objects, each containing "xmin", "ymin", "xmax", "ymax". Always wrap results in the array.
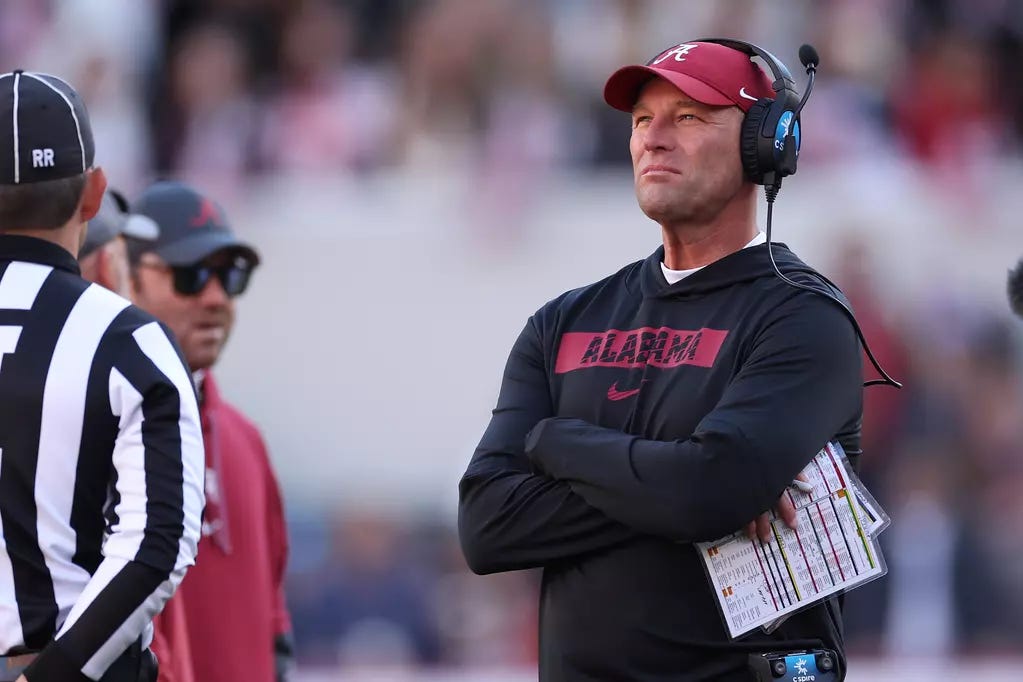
[{"xmin": 126, "ymin": 181, "xmax": 293, "ymax": 682}]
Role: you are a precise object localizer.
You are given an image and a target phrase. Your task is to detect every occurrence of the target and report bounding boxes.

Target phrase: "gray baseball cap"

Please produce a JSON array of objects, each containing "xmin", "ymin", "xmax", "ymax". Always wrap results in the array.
[
  {"xmin": 80, "ymin": 189, "xmax": 159, "ymax": 258},
  {"xmin": 126, "ymin": 181, "xmax": 259, "ymax": 267}
]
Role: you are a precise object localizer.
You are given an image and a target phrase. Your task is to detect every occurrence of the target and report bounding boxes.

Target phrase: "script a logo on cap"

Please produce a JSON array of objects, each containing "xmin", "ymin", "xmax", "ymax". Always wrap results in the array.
[
  {"xmin": 190, "ymin": 197, "xmax": 222, "ymax": 229},
  {"xmin": 651, "ymin": 43, "xmax": 699, "ymax": 65}
]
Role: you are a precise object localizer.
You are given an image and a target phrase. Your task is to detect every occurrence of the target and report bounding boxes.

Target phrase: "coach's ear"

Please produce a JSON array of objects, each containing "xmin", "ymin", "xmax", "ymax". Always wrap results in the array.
[{"xmin": 79, "ymin": 166, "xmax": 108, "ymax": 222}]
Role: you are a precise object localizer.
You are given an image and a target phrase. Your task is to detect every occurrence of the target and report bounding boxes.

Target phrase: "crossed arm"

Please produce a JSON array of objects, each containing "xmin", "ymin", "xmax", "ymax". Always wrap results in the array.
[{"xmin": 458, "ymin": 296, "xmax": 862, "ymax": 573}]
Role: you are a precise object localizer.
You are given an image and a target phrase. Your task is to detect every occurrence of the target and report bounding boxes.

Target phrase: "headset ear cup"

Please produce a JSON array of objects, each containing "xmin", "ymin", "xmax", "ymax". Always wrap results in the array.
[{"xmin": 740, "ymin": 98, "xmax": 773, "ymax": 185}]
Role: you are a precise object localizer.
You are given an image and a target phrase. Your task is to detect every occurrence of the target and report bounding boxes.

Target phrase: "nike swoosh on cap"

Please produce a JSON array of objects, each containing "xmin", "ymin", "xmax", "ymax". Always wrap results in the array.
[{"xmin": 739, "ymin": 87, "xmax": 759, "ymax": 102}]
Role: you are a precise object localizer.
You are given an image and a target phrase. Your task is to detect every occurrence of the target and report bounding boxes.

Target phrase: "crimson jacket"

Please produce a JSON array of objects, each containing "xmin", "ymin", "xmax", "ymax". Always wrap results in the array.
[
  {"xmin": 459, "ymin": 243, "xmax": 863, "ymax": 681},
  {"xmin": 151, "ymin": 597, "xmax": 194, "ymax": 682},
  {"xmin": 173, "ymin": 372, "xmax": 291, "ymax": 682}
]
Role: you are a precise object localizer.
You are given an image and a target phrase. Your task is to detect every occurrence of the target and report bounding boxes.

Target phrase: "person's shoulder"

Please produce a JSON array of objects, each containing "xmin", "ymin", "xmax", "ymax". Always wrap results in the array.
[
  {"xmin": 757, "ymin": 245, "xmax": 852, "ymax": 308},
  {"xmin": 92, "ymin": 292, "xmax": 185, "ymax": 364},
  {"xmin": 756, "ymin": 271, "xmax": 860, "ymax": 353},
  {"xmin": 214, "ymin": 398, "xmax": 261, "ymax": 436},
  {"xmin": 212, "ymin": 398, "xmax": 274, "ymax": 464},
  {"xmin": 95, "ymin": 292, "xmax": 170, "ymax": 338},
  {"xmin": 63, "ymin": 282, "xmax": 154, "ymax": 335},
  {"xmin": 29, "ymin": 265, "xmax": 91, "ymax": 300},
  {"xmin": 534, "ymin": 257, "xmax": 645, "ymax": 322},
  {"xmin": 205, "ymin": 376, "xmax": 267, "ymax": 445}
]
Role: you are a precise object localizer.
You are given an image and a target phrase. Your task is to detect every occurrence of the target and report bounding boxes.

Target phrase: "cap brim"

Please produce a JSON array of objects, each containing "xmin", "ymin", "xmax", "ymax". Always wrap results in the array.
[
  {"xmin": 156, "ymin": 232, "xmax": 261, "ymax": 267},
  {"xmin": 121, "ymin": 214, "xmax": 160, "ymax": 241},
  {"xmin": 604, "ymin": 65, "xmax": 736, "ymax": 112}
]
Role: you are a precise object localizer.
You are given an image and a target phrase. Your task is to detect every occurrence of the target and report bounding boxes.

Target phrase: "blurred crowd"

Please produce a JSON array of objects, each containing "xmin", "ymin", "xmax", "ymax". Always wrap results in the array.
[
  {"xmin": 4, "ymin": 0, "xmax": 1023, "ymax": 672},
  {"xmin": 4, "ymin": 0, "xmax": 1023, "ymax": 193}
]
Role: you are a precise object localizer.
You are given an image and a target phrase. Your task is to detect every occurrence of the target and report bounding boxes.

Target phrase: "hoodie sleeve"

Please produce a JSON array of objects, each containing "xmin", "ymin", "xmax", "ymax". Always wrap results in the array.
[
  {"xmin": 526, "ymin": 292, "xmax": 863, "ymax": 544},
  {"xmin": 458, "ymin": 316, "xmax": 639, "ymax": 575}
]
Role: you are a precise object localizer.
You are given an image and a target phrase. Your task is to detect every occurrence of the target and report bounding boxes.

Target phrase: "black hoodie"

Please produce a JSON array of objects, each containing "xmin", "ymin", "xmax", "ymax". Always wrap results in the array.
[{"xmin": 459, "ymin": 242, "xmax": 863, "ymax": 681}]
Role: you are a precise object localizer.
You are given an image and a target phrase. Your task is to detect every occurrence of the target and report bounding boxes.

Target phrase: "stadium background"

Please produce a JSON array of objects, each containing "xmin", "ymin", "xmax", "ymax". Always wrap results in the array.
[{"xmin": 4, "ymin": 0, "xmax": 1023, "ymax": 679}]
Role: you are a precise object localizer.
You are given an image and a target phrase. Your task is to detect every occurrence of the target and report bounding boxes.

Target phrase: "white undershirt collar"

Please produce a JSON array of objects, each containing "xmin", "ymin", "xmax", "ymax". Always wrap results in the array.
[{"xmin": 660, "ymin": 232, "xmax": 767, "ymax": 285}]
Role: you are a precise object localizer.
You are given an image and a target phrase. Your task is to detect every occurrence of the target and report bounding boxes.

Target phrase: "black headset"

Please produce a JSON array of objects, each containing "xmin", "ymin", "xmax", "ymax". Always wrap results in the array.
[{"xmin": 645, "ymin": 38, "xmax": 815, "ymax": 192}]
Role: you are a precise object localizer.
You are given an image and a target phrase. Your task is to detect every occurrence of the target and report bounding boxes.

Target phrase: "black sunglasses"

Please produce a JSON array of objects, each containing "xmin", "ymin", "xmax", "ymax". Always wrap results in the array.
[
  {"xmin": 171, "ymin": 261, "xmax": 251, "ymax": 296},
  {"xmin": 166, "ymin": 258, "xmax": 254, "ymax": 298}
]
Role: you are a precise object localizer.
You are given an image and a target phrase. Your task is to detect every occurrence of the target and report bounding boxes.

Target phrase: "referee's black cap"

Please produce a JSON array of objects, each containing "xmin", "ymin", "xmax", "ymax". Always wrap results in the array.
[
  {"xmin": 127, "ymin": 181, "xmax": 260, "ymax": 267},
  {"xmin": 0, "ymin": 70, "xmax": 95, "ymax": 184}
]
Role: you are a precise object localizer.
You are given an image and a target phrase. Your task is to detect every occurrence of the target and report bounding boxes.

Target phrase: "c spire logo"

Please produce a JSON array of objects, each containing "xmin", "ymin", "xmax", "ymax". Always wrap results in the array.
[{"xmin": 791, "ymin": 656, "xmax": 816, "ymax": 682}]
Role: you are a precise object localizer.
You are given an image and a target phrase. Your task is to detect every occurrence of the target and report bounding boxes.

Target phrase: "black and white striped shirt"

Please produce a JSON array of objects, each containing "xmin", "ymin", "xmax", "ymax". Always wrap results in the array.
[{"xmin": 0, "ymin": 235, "xmax": 204, "ymax": 680}]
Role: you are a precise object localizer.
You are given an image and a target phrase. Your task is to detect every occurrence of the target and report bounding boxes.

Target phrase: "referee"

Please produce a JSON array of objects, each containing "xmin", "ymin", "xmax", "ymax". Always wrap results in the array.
[{"xmin": 0, "ymin": 72, "xmax": 205, "ymax": 681}]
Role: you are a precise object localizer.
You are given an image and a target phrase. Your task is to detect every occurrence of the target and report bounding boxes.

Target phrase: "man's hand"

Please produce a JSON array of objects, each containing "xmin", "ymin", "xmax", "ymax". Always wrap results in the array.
[{"xmin": 744, "ymin": 473, "xmax": 807, "ymax": 542}]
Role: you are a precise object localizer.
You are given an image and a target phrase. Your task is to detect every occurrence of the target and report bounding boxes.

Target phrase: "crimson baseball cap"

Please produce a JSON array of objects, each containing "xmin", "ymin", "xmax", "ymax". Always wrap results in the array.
[
  {"xmin": 0, "ymin": 70, "xmax": 95, "ymax": 184},
  {"xmin": 604, "ymin": 41, "xmax": 774, "ymax": 113},
  {"xmin": 127, "ymin": 181, "xmax": 260, "ymax": 267}
]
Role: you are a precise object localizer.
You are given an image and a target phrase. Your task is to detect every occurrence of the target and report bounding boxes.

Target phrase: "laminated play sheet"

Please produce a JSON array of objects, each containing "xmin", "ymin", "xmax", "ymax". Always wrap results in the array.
[{"xmin": 697, "ymin": 442, "xmax": 888, "ymax": 638}]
